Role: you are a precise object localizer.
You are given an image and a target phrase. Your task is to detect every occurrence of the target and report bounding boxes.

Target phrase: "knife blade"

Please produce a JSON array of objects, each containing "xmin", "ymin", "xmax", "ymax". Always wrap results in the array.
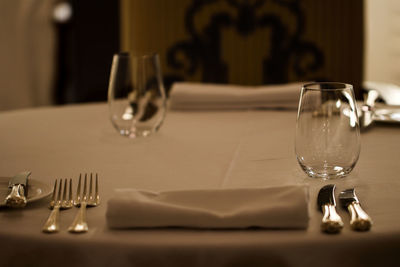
[
  {"xmin": 4, "ymin": 171, "xmax": 31, "ymax": 208},
  {"xmin": 339, "ymin": 188, "xmax": 372, "ymax": 231},
  {"xmin": 317, "ymin": 184, "xmax": 343, "ymax": 233}
]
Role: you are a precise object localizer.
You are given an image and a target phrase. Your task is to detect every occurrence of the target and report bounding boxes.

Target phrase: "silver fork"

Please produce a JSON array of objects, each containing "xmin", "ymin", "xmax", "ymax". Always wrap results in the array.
[
  {"xmin": 68, "ymin": 173, "xmax": 100, "ymax": 233},
  {"xmin": 42, "ymin": 179, "xmax": 73, "ymax": 233}
]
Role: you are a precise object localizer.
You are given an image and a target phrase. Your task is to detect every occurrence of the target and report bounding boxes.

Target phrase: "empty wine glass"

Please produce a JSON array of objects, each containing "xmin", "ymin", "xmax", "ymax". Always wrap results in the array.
[
  {"xmin": 108, "ymin": 52, "xmax": 166, "ymax": 138},
  {"xmin": 295, "ymin": 82, "xmax": 360, "ymax": 179}
]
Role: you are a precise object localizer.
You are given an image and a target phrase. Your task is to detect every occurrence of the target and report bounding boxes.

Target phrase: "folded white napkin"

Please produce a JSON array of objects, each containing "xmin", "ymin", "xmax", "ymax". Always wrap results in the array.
[
  {"xmin": 169, "ymin": 82, "xmax": 302, "ymax": 110},
  {"xmin": 106, "ymin": 185, "xmax": 309, "ymax": 229}
]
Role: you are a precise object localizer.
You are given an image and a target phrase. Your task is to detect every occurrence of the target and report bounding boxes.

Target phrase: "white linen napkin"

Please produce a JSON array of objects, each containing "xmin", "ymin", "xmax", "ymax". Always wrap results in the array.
[
  {"xmin": 169, "ymin": 82, "xmax": 303, "ymax": 110},
  {"xmin": 106, "ymin": 185, "xmax": 309, "ymax": 229}
]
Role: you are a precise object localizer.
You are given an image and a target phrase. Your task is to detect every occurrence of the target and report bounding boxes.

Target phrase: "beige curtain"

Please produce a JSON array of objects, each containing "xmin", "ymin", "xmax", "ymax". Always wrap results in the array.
[
  {"xmin": 0, "ymin": 0, "xmax": 56, "ymax": 111},
  {"xmin": 364, "ymin": 0, "xmax": 400, "ymax": 86}
]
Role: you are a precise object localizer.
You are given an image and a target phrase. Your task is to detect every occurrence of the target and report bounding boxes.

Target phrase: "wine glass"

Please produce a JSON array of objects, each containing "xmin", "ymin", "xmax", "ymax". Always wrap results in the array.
[
  {"xmin": 295, "ymin": 82, "xmax": 360, "ymax": 179},
  {"xmin": 107, "ymin": 52, "xmax": 166, "ymax": 138}
]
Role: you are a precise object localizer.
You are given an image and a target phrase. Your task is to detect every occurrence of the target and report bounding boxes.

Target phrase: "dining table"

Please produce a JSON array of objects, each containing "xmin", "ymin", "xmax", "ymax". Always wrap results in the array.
[{"xmin": 0, "ymin": 102, "xmax": 399, "ymax": 267}]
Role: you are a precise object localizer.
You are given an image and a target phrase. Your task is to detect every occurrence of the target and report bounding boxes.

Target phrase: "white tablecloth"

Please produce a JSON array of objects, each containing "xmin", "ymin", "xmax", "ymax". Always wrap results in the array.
[{"xmin": 0, "ymin": 103, "xmax": 399, "ymax": 267}]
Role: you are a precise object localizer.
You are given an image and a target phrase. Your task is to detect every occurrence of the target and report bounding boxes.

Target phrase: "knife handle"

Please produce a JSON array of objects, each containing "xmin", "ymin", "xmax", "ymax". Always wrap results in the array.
[
  {"xmin": 348, "ymin": 202, "xmax": 372, "ymax": 231},
  {"xmin": 321, "ymin": 204, "xmax": 344, "ymax": 233},
  {"xmin": 5, "ymin": 184, "xmax": 27, "ymax": 208}
]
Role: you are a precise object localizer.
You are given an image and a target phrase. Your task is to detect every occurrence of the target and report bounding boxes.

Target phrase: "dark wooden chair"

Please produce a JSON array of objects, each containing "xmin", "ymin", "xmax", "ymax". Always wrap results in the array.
[{"xmin": 122, "ymin": 0, "xmax": 363, "ymax": 98}]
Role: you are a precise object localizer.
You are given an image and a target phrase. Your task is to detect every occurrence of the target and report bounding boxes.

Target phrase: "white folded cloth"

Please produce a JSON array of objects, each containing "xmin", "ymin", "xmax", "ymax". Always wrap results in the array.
[
  {"xmin": 169, "ymin": 82, "xmax": 303, "ymax": 110},
  {"xmin": 106, "ymin": 185, "xmax": 309, "ymax": 229}
]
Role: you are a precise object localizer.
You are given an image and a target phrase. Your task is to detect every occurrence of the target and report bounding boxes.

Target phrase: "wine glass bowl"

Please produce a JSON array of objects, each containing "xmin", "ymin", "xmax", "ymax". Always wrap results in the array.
[
  {"xmin": 295, "ymin": 82, "xmax": 361, "ymax": 179},
  {"xmin": 107, "ymin": 52, "xmax": 166, "ymax": 138}
]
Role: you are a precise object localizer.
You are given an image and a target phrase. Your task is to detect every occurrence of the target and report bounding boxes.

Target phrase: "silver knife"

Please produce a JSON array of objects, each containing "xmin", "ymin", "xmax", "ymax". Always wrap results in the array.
[
  {"xmin": 317, "ymin": 184, "xmax": 343, "ymax": 233},
  {"xmin": 4, "ymin": 171, "xmax": 31, "ymax": 208},
  {"xmin": 339, "ymin": 188, "xmax": 372, "ymax": 231}
]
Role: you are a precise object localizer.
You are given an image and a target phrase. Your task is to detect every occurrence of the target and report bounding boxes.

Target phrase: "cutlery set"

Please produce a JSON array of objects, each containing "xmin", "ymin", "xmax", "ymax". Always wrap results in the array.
[
  {"xmin": 3, "ymin": 172, "xmax": 100, "ymax": 233},
  {"xmin": 41, "ymin": 173, "xmax": 100, "ymax": 234},
  {"xmin": 68, "ymin": 173, "xmax": 100, "ymax": 233},
  {"xmin": 42, "ymin": 179, "xmax": 73, "ymax": 233},
  {"xmin": 3, "ymin": 172, "xmax": 371, "ymax": 234},
  {"xmin": 38, "ymin": 173, "xmax": 100, "ymax": 233},
  {"xmin": 4, "ymin": 171, "xmax": 31, "ymax": 208},
  {"xmin": 318, "ymin": 184, "xmax": 372, "ymax": 234}
]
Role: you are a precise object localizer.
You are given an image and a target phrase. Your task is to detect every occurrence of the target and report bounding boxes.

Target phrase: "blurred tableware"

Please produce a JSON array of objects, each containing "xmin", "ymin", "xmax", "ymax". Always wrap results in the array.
[
  {"xmin": 359, "ymin": 104, "xmax": 400, "ymax": 129},
  {"xmin": 0, "ymin": 176, "xmax": 52, "ymax": 207},
  {"xmin": 295, "ymin": 82, "xmax": 360, "ymax": 179},
  {"xmin": 317, "ymin": 184, "xmax": 343, "ymax": 234},
  {"xmin": 42, "ymin": 179, "xmax": 73, "ymax": 233},
  {"xmin": 108, "ymin": 52, "xmax": 166, "ymax": 138},
  {"xmin": 364, "ymin": 89, "xmax": 380, "ymax": 107},
  {"xmin": 359, "ymin": 89, "xmax": 379, "ymax": 129},
  {"xmin": 359, "ymin": 104, "xmax": 374, "ymax": 129},
  {"xmin": 339, "ymin": 188, "xmax": 372, "ymax": 231},
  {"xmin": 359, "ymin": 89, "xmax": 400, "ymax": 129},
  {"xmin": 169, "ymin": 82, "xmax": 302, "ymax": 110},
  {"xmin": 4, "ymin": 171, "xmax": 30, "ymax": 208},
  {"xmin": 68, "ymin": 173, "xmax": 100, "ymax": 233},
  {"xmin": 106, "ymin": 185, "xmax": 309, "ymax": 229},
  {"xmin": 363, "ymin": 81, "xmax": 400, "ymax": 105},
  {"xmin": 373, "ymin": 104, "xmax": 400, "ymax": 123}
]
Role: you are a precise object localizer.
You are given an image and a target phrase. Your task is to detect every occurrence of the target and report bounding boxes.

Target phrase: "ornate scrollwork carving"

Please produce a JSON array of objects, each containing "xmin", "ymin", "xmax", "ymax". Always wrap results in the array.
[{"xmin": 165, "ymin": 0, "xmax": 324, "ymax": 88}]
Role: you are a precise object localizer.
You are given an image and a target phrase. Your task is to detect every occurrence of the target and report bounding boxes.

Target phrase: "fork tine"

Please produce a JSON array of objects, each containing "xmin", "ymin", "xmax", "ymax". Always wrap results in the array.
[
  {"xmin": 49, "ymin": 179, "xmax": 58, "ymax": 208},
  {"xmin": 87, "ymin": 173, "xmax": 99, "ymax": 206},
  {"xmin": 56, "ymin": 179, "xmax": 63, "ymax": 205},
  {"xmin": 74, "ymin": 174, "xmax": 82, "ymax": 206},
  {"xmin": 69, "ymin": 178, "xmax": 73, "ymax": 204},
  {"xmin": 61, "ymin": 178, "xmax": 74, "ymax": 209},
  {"xmin": 95, "ymin": 173, "xmax": 99, "ymax": 204},
  {"xmin": 52, "ymin": 180, "xmax": 57, "ymax": 199},
  {"xmin": 89, "ymin": 173, "xmax": 93, "ymax": 202},
  {"xmin": 62, "ymin": 179, "xmax": 67, "ymax": 204},
  {"xmin": 90, "ymin": 173, "xmax": 93, "ymax": 194},
  {"xmin": 83, "ymin": 173, "xmax": 88, "ymax": 202}
]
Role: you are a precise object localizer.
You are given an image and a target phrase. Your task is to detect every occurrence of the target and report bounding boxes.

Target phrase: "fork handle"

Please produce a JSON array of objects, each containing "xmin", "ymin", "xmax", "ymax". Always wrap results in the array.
[
  {"xmin": 68, "ymin": 202, "xmax": 88, "ymax": 233},
  {"xmin": 42, "ymin": 206, "xmax": 60, "ymax": 233}
]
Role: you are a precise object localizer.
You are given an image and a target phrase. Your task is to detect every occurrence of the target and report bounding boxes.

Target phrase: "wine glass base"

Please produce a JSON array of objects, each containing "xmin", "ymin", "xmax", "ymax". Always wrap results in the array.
[
  {"xmin": 300, "ymin": 164, "xmax": 354, "ymax": 180},
  {"xmin": 119, "ymin": 129, "xmax": 153, "ymax": 138}
]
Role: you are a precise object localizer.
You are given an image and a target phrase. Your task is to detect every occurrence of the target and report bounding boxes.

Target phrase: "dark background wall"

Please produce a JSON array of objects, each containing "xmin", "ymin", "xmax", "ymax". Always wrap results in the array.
[
  {"xmin": 54, "ymin": 0, "xmax": 364, "ymax": 103},
  {"xmin": 54, "ymin": 0, "xmax": 120, "ymax": 104}
]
